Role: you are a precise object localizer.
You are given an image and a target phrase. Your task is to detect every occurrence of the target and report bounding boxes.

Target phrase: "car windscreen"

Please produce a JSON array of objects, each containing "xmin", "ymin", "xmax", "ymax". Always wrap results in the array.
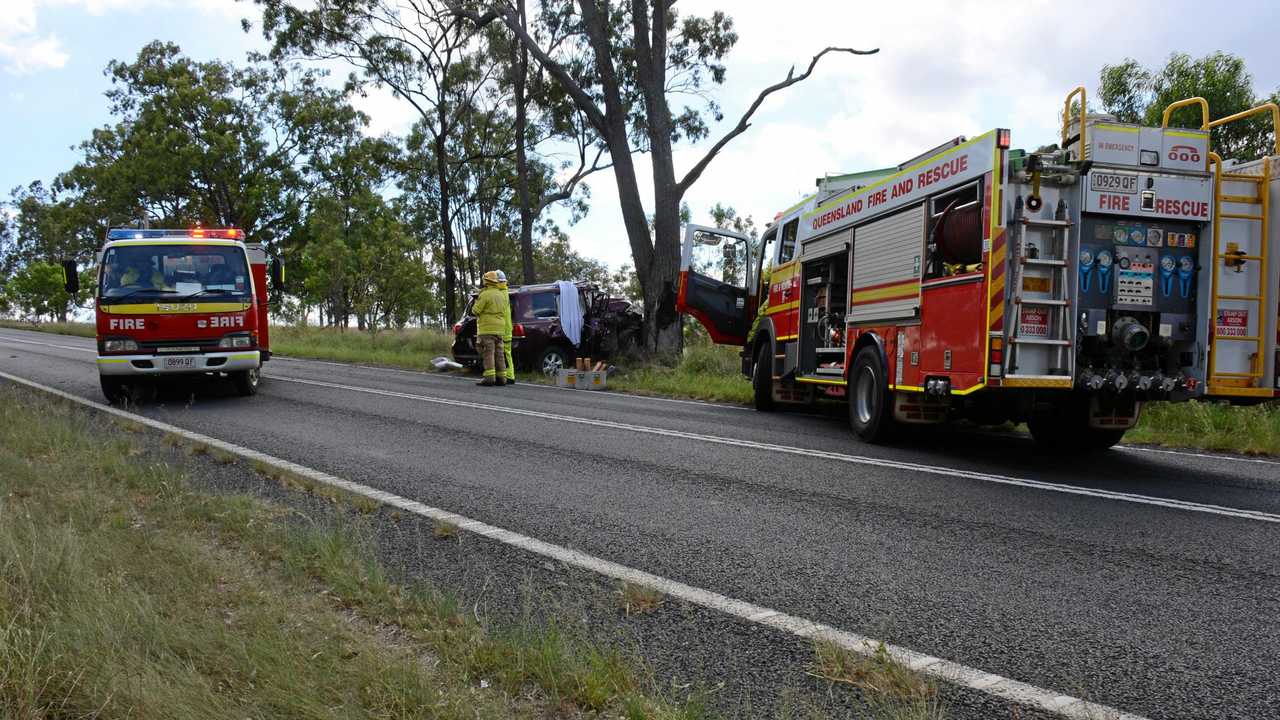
[{"xmin": 99, "ymin": 244, "xmax": 251, "ymax": 304}]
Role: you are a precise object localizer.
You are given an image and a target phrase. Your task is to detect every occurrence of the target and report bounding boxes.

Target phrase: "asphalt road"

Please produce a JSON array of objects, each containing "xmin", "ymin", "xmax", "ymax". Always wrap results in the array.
[{"xmin": 3, "ymin": 326, "xmax": 1279, "ymax": 719}]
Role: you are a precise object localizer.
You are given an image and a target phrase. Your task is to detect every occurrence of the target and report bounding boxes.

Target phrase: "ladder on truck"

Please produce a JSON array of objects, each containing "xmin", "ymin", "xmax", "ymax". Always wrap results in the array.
[
  {"xmin": 1006, "ymin": 196, "xmax": 1074, "ymax": 383},
  {"xmin": 1203, "ymin": 103, "xmax": 1278, "ymax": 398}
]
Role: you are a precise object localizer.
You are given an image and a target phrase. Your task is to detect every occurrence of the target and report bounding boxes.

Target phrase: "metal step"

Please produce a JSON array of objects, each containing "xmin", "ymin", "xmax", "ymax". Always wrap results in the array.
[
  {"xmin": 1010, "ymin": 337, "xmax": 1070, "ymax": 346},
  {"xmin": 1020, "ymin": 218, "xmax": 1072, "ymax": 228},
  {"xmin": 1015, "ymin": 298, "xmax": 1068, "ymax": 306},
  {"xmin": 1023, "ymin": 258, "xmax": 1067, "ymax": 267}
]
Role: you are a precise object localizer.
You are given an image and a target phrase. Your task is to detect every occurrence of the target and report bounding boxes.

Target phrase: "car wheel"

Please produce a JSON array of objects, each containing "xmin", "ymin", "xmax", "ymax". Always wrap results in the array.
[
  {"xmin": 100, "ymin": 376, "xmax": 131, "ymax": 405},
  {"xmin": 849, "ymin": 345, "xmax": 895, "ymax": 443},
  {"xmin": 538, "ymin": 345, "xmax": 571, "ymax": 376},
  {"xmin": 752, "ymin": 342, "xmax": 775, "ymax": 412},
  {"xmin": 232, "ymin": 367, "xmax": 260, "ymax": 397}
]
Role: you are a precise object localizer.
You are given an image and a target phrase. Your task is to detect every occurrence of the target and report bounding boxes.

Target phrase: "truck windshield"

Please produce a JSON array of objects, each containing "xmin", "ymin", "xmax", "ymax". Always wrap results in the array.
[{"xmin": 99, "ymin": 244, "xmax": 251, "ymax": 303}]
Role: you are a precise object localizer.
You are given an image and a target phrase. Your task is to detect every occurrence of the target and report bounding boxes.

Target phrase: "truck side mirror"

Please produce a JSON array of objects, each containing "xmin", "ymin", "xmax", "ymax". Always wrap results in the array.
[
  {"xmin": 270, "ymin": 256, "xmax": 285, "ymax": 291},
  {"xmin": 62, "ymin": 260, "xmax": 79, "ymax": 295}
]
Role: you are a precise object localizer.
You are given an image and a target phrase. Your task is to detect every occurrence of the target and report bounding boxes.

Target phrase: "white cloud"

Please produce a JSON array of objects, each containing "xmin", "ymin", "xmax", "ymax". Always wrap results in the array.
[
  {"xmin": 555, "ymin": 0, "xmax": 1280, "ymax": 268},
  {"xmin": 0, "ymin": 0, "xmax": 248, "ymax": 75}
]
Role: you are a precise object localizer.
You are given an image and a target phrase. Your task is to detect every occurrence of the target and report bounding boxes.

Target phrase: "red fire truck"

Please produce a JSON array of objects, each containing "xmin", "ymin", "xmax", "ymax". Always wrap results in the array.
[
  {"xmin": 63, "ymin": 228, "xmax": 282, "ymax": 403},
  {"xmin": 679, "ymin": 90, "xmax": 1279, "ymax": 450}
]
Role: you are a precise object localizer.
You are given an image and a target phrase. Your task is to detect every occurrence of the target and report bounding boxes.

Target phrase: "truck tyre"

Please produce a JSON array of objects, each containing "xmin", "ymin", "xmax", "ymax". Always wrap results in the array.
[
  {"xmin": 538, "ymin": 345, "xmax": 571, "ymax": 376},
  {"xmin": 752, "ymin": 342, "xmax": 775, "ymax": 412},
  {"xmin": 849, "ymin": 345, "xmax": 895, "ymax": 443},
  {"xmin": 231, "ymin": 367, "xmax": 260, "ymax": 397},
  {"xmin": 1028, "ymin": 396, "xmax": 1125, "ymax": 452},
  {"xmin": 100, "ymin": 376, "xmax": 130, "ymax": 405}
]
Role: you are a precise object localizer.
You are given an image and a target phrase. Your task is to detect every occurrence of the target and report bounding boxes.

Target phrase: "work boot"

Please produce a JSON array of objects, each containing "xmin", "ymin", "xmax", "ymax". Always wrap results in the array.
[
  {"xmin": 495, "ymin": 379, "xmax": 506, "ymax": 386},
  {"xmin": 476, "ymin": 379, "xmax": 496, "ymax": 387},
  {"xmin": 505, "ymin": 377, "xmax": 516, "ymax": 386}
]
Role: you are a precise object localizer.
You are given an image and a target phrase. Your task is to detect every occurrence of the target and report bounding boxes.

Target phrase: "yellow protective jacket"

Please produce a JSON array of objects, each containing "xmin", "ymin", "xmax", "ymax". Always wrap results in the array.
[
  {"xmin": 473, "ymin": 283, "xmax": 508, "ymax": 336},
  {"xmin": 497, "ymin": 281, "xmax": 513, "ymax": 341}
]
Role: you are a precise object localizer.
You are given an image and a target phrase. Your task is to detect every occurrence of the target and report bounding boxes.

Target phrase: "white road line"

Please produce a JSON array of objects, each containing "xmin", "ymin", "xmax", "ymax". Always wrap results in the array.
[
  {"xmin": 0, "ymin": 332, "xmax": 748, "ymax": 412},
  {"xmin": 0, "ymin": 334, "xmax": 95, "ymax": 353},
  {"xmin": 1116, "ymin": 444, "xmax": 1280, "ymax": 466},
  {"xmin": 0, "ymin": 368, "xmax": 1147, "ymax": 720},
  {"xmin": 2, "ymin": 331, "xmax": 1275, "ymax": 466},
  {"xmin": 271, "ymin": 353, "xmax": 752, "ymax": 411},
  {"xmin": 272, "ymin": 375, "xmax": 1280, "ymax": 525}
]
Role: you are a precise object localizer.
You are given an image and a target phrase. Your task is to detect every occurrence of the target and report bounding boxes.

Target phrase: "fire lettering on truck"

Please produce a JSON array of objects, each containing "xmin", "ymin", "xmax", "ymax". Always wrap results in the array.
[
  {"xmin": 108, "ymin": 318, "xmax": 144, "ymax": 330},
  {"xmin": 196, "ymin": 316, "xmax": 245, "ymax": 329},
  {"xmin": 1098, "ymin": 193, "xmax": 1131, "ymax": 211}
]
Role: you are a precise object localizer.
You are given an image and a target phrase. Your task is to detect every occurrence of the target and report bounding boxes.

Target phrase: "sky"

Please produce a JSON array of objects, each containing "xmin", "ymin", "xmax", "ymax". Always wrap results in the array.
[{"xmin": 3, "ymin": 0, "xmax": 1279, "ymax": 270}]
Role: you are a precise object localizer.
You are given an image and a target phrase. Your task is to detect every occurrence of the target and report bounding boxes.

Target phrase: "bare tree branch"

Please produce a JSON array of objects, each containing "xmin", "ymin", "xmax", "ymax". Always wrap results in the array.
[{"xmin": 676, "ymin": 46, "xmax": 878, "ymax": 195}]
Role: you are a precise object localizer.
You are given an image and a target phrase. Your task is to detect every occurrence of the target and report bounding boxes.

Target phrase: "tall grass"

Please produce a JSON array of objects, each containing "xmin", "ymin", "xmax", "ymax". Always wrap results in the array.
[
  {"xmin": 1130, "ymin": 400, "xmax": 1280, "ymax": 455},
  {"xmin": 0, "ymin": 385, "xmax": 711, "ymax": 719},
  {"xmin": 609, "ymin": 341, "xmax": 753, "ymax": 404},
  {"xmin": 271, "ymin": 324, "xmax": 454, "ymax": 369},
  {"xmin": 0, "ymin": 318, "xmax": 96, "ymax": 337}
]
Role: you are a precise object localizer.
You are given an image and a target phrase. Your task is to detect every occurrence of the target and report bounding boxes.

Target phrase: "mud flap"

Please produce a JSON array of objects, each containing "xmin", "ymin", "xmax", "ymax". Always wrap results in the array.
[
  {"xmin": 892, "ymin": 392, "xmax": 948, "ymax": 424},
  {"xmin": 1087, "ymin": 395, "xmax": 1142, "ymax": 430}
]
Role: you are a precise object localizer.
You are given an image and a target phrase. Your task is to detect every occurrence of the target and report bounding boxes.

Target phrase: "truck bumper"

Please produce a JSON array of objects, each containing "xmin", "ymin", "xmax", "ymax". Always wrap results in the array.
[{"xmin": 97, "ymin": 351, "xmax": 261, "ymax": 376}]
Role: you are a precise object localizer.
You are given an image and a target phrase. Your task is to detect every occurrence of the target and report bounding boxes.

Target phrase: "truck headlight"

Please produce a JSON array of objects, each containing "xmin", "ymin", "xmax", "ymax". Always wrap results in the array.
[
  {"xmin": 218, "ymin": 334, "xmax": 253, "ymax": 349},
  {"xmin": 103, "ymin": 338, "xmax": 139, "ymax": 353}
]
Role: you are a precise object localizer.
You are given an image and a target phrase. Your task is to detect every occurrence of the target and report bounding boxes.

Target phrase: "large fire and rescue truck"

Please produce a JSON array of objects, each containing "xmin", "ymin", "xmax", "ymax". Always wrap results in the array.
[
  {"xmin": 678, "ymin": 89, "xmax": 1280, "ymax": 449},
  {"xmin": 62, "ymin": 228, "xmax": 282, "ymax": 403}
]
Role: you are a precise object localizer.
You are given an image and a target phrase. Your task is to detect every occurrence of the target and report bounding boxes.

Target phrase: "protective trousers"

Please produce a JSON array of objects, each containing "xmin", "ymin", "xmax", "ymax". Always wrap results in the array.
[
  {"xmin": 477, "ymin": 334, "xmax": 506, "ymax": 381},
  {"xmin": 503, "ymin": 342, "xmax": 515, "ymax": 381}
]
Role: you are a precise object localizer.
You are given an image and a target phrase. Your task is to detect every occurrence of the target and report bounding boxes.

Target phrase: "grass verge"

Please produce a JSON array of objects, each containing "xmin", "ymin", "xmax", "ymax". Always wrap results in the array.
[
  {"xmin": 271, "ymin": 325, "xmax": 453, "ymax": 371},
  {"xmin": 1128, "ymin": 399, "xmax": 1280, "ymax": 455},
  {"xmin": 0, "ymin": 383, "xmax": 709, "ymax": 719},
  {"xmin": 0, "ymin": 318, "xmax": 96, "ymax": 337},
  {"xmin": 809, "ymin": 640, "xmax": 945, "ymax": 720}
]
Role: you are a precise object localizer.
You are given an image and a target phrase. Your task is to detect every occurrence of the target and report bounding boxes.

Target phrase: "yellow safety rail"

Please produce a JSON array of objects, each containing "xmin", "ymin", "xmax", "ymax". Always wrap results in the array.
[
  {"xmin": 1061, "ymin": 86, "xmax": 1087, "ymax": 157},
  {"xmin": 1207, "ymin": 102, "xmax": 1280, "ymax": 155},
  {"xmin": 1206, "ymin": 151, "xmax": 1273, "ymax": 395},
  {"xmin": 1160, "ymin": 96, "xmax": 1210, "ymax": 130},
  {"xmin": 1205, "ymin": 102, "xmax": 1277, "ymax": 396}
]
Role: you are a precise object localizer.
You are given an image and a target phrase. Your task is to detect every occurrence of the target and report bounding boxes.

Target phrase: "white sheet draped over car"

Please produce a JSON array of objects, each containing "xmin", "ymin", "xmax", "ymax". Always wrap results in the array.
[{"xmin": 556, "ymin": 280, "xmax": 584, "ymax": 348}]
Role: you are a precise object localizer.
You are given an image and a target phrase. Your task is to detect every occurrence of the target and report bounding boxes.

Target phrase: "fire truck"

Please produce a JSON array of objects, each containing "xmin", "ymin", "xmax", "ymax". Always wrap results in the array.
[
  {"xmin": 678, "ymin": 89, "xmax": 1279, "ymax": 450},
  {"xmin": 62, "ymin": 228, "xmax": 282, "ymax": 403}
]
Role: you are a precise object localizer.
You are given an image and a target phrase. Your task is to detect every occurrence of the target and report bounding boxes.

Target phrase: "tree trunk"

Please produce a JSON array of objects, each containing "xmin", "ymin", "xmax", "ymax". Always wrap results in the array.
[
  {"xmin": 434, "ymin": 131, "xmax": 459, "ymax": 324},
  {"xmin": 515, "ymin": 0, "xmax": 536, "ymax": 285}
]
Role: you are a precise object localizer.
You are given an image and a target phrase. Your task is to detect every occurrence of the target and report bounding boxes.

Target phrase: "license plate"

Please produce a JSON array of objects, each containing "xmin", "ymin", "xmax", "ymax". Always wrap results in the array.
[
  {"xmin": 1090, "ymin": 172, "xmax": 1137, "ymax": 194},
  {"xmin": 163, "ymin": 356, "xmax": 197, "ymax": 369}
]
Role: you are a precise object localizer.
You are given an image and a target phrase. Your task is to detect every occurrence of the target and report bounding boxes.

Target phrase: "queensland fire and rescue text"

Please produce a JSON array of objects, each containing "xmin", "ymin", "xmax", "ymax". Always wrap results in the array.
[{"xmin": 811, "ymin": 155, "xmax": 969, "ymax": 232}]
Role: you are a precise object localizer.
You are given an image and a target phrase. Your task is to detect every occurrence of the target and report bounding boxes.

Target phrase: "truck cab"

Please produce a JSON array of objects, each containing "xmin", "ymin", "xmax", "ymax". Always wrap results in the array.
[{"xmin": 66, "ymin": 228, "xmax": 280, "ymax": 403}]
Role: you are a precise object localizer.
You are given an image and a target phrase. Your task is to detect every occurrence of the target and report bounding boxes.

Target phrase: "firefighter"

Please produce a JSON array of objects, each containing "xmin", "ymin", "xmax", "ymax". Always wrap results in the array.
[
  {"xmin": 496, "ymin": 270, "xmax": 516, "ymax": 385},
  {"xmin": 121, "ymin": 258, "xmax": 164, "ymax": 289},
  {"xmin": 473, "ymin": 270, "xmax": 508, "ymax": 387}
]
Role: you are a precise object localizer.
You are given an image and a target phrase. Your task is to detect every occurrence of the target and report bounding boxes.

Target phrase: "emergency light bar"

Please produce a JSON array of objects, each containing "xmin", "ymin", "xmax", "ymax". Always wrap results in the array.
[{"xmin": 106, "ymin": 228, "xmax": 244, "ymax": 240}]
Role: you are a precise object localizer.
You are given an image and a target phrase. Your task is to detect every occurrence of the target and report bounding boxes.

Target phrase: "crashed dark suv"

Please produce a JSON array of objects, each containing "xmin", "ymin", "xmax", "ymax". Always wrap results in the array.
[{"xmin": 451, "ymin": 281, "xmax": 641, "ymax": 374}]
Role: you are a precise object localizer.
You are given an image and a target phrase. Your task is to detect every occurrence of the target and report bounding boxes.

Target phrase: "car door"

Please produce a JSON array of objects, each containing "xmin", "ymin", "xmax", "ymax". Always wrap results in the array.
[{"xmin": 677, "ymin": 224, "xmax": 756, "ymax": 345}]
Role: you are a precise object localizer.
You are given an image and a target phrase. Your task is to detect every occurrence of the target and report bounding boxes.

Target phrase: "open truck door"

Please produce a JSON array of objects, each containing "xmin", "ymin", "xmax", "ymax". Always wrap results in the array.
[{"xmin": 677, "ymin": 224, "xmax": 756, "ymax": 345}]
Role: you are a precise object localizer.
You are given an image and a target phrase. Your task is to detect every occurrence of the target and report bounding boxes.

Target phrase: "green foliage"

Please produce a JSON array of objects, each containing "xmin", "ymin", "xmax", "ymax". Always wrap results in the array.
[
  {"xmin": 1098, "ymin": 52, "xmax": 1278, "ymax": 159},
  {"xmin": 4, "ymin": 262, "xmax": 73, "ymax": 321}
]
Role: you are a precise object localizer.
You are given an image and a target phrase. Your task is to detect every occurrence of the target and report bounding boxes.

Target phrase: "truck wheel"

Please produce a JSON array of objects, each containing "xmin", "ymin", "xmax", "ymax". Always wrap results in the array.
[
  {"xmin": 100, "ymin": 376, "xmax": 130, "ymax": 405},
  {"xmin": 752, "ymin": 343, "xmax": 775, "ymax": 412},
  {"xmin": 232, "ymin": 368, "xmax": 260, "ymax": 397},
  {"xmin": 1028, "ymin": 397, "xmax": 1125, "ymax": 452},
  {"xmin": 849, "ymin": 345, "xmax": 895, "ymax": 443}
]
